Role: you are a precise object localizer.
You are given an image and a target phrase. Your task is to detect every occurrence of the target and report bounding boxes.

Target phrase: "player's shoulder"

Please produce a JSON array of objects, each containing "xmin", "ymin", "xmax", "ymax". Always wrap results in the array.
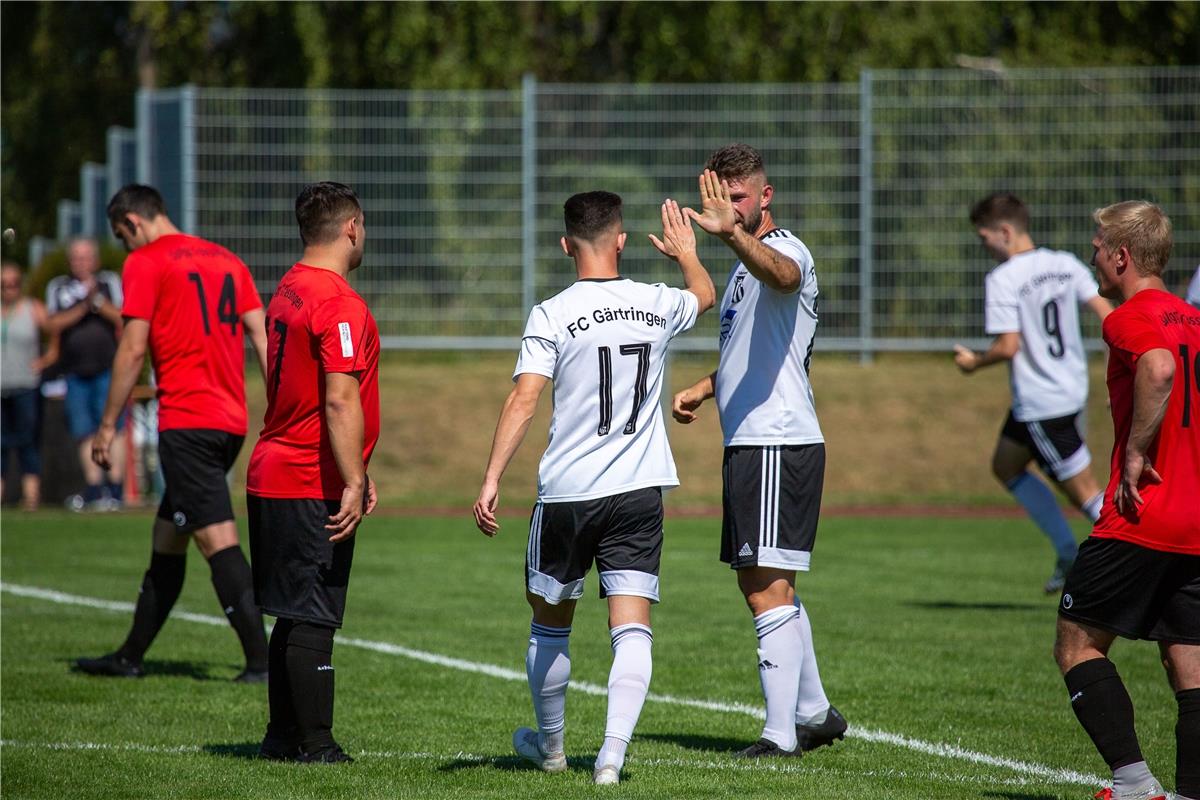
[{"xmin": 761, "ymin": 227, "xmax": 811, "ymax": 259}]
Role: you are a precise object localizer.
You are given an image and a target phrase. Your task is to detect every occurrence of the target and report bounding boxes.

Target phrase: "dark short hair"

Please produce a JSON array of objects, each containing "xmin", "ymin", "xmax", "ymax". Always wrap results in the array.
[
  {"xmin": 969, "ymin": 192, "xmax": 1029, "ymax": 232},
  {"xmin": 564, "ymin": 191, "xmax": 623, "ymax": 242},
  {"xmin": 107, "ymin": 184, "xmax": 168, "ymax": 226},
  {"xmin": 295, "ymin": 182, "xmax": 362, "ymax": 246},
  {"xmin": 705, "ymin": 143, "xmax": 765, "ymax": 182}
]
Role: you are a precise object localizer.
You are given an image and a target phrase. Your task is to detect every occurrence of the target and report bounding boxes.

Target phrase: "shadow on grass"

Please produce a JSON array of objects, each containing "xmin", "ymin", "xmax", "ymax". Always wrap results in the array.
[
  {"xmin": 980, "ymin": 793, "xmax": 1058, "ymax": 800},
  {"xmin": 903, "ymin": 600, "xmax": 1045, "ymax": 612},
  {"xmin": 438, "ymin": 754, "xmax": 595, "ymax": 774},
  {"xmin": 638, "ymin": 732, "xmax": 747, "ymax": 754},
  {"xmin": 67, "ymin": 658, "xmax": 221, "ymax": 681},
  {"xmin": 203, "ymin": 742, "xmax": 262, "ymax": 760}
]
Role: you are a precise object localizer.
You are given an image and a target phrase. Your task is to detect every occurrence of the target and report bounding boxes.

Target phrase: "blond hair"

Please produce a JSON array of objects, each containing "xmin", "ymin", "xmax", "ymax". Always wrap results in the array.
[{"xmin": 1092, "ymin": 201, "xmax": 1172, "ymax": 276}]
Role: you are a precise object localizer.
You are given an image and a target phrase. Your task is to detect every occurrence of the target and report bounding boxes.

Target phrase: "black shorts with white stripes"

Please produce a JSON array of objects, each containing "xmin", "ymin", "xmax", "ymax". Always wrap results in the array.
[
  {"xmin": 1000, "ymin": 409, "xmax": 1091, "ymax": 482},
  {"xmin": 721, "ymin": 443, "xmax": 824, "ymax": 571}
]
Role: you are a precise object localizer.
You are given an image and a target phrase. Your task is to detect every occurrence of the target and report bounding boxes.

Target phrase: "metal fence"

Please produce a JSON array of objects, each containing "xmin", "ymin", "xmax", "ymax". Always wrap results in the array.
[{"xmin": 52, "ymin": 67, "xmax": 1200, "ymax": 353}]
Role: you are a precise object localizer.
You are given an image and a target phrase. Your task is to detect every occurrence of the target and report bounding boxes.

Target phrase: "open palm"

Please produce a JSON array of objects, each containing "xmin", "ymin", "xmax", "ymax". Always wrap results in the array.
[{"xmin": 685, "ymin": 169, "xmax": 736, "ymax": 238}]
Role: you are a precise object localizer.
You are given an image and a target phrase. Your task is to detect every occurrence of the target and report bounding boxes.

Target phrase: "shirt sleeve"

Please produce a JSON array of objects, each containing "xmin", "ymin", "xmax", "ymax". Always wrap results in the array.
[
  {"xmin": 1103, "ymin": 307, "xmax": 1168, "ymax": 359},
  {"xmin": 657, "ymin": 284, "xmax": 699, "ymax": 338},
  {"xmin": 45, "ymin": 278, "xmax": 62, "ymax": 313},
  {"xmin": 236, "ymin": 262, "xmax": 263, "ymax": 315},
  {"xmin": 1187, "ymin": 267, "xmax": 1200, "ymax": 309},
  {"xmin": 984, "ymin": 271, "xmax": 1019, "ymax": 334},
  {"xmin": 310, "ymin": 293, "xmax": 372, "ymax": 374},
  {"xmin": 1071, "ymin": 256, "xmax": 1100, "ymax": 304},
  {"xmin": 120, "ymin": 255, "xmax": 157, "ymax": 321},
  {"xmin": 764, "ymin": 236, "xmax": 811, "ymax": 295},
  {"xmin": 513, "ymin": 303, "xmax": 559, "ymax": 381}
]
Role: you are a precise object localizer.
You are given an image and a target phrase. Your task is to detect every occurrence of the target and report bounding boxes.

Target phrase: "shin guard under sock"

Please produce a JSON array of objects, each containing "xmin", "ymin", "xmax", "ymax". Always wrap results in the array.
[
  {"xmin": 1064, "ymin": 658, "xmax": 1143, "ymax": 771},
  {"xmin": 208, "ymin": 545, "xmax": 268, "ymax": 671},
  {"xmin": 1177, "ymin": 688, "xmax": 1200, "ymax": 800},
  {"xmin": 286, "ymin": 622, "xmax": 337, "ymax": 753},
  {"xmin": 117, "ymin": 551, "xmax": 186, "ymax": 662}
]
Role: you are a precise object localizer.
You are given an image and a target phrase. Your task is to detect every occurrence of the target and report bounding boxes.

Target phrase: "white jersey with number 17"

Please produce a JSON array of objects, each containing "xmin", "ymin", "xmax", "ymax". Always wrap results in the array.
[
  {"xmin": 983, "ymin": 248, "xmax": 1099, "ymax": 421},
  {"xmin": 515, "ymin": 277, "xmax": 700, "ymax": 503}
]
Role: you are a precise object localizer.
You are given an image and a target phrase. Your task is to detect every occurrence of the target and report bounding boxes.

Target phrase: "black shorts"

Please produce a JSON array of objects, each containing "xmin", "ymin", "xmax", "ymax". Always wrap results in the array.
[
  {"xmin": 1000, "ymin": 410, "xmax": 1091, "ymax": 482},
  {"xmin": 156, "ymin": 429, "xmax": 244, "ymax": 533},
  {"xmin": 1059, "ymin": 536, "xmax": 1200, "ymax": 643},
  {"xmin": 246, "ymin": 494, "xmax": 357, "ymax": 629},
  {"xmin": 722, "ymin": 444, "xmax": 824, "ymax": 571},
  {"xmin": 527, "ymin": 487, "xmax": 663, "ymax": 605}
]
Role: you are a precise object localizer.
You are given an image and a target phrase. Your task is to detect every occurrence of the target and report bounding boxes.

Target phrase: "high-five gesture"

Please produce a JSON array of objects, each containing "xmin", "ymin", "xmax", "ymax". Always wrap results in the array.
[
  {"xmin": 648, "ymin": 199, "xmax": 697, "ymax": 261},
  {"xmin": 686, "ymin": 169, "xmax": 736, "ymax": 240}
]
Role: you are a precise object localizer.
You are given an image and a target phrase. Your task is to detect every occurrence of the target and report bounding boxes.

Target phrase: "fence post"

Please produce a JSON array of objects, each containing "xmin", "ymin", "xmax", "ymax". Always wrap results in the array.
[
  {"xmin": 180, "ymin": 84, "xmax": 197, "ymax": 233},
  {"xmin": 521, "ymin": 73, "xmax": 537, "ymax": 316},
  {"xmin": 136, "ymin": 89, "xmax": 152, "ymax": 184},
  {"xmin": 858, "ymin": 69, "xmax": 874, "ymax": 364}
]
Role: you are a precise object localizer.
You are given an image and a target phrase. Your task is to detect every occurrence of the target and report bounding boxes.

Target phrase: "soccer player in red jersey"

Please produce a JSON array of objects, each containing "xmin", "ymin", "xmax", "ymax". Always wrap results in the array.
[
  {"xmin": 247, "ymin": 182, "xmax": 379, "ymax": 764},
  {"xmin": 1054, "ymin": 201, "xmax": 1199, "ymax": 800},
  {"xmin": 80, "ymin": 184, "xmax": 270, "ymax": 683}
]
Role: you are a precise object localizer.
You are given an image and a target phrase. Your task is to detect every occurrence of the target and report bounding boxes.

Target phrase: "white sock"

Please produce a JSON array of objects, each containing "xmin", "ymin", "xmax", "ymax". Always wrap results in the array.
[
  {"xmin": 527, "ymin": 621, "xmax": 570, "ymax": 753},
  {"xmin": 598, "ymin": 623, "xmax": 653, "ymax": 770},
  {"xmin": 754, "ymin": 605, "xmax": 802, "ymax": 751},
  {"xmin": 1111, "ymin": 761, "xmax": 1157, "ymax": 797},
  {"xmin": 1081, "ymin": 491, "xmax": 1103, "ymax": 523},
  {"xmin": 792, "ymin": 598, "xmax": 830, "ymax": 725}
]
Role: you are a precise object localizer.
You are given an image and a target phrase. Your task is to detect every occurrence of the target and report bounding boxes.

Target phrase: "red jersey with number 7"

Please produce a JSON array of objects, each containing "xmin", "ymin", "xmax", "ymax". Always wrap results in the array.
[
  {"xmin": 1091, "ymin": 288, "xmax": 1200, "ymax": 554},
  {"xmin": 121, "ymin": 233, "xmax": 262, "ymax": 434},
  {"xmin": 247, "ymin": 263, "xmax": 380, "ymax": 501}
]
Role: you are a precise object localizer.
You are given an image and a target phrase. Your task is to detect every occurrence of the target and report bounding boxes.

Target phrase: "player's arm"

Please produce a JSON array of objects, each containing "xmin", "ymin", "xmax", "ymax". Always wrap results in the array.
[
  {"xmin": 1085, "ymin": 295, "xmax": 1113, "ymax": 322},
  {"xmin": 672, "ymin": 370, "xmax": 716, "ymax": 424},
  {"xmin": 242, "ymin": 307, "xmax": 268, "ymax": 383},
  {"xmin": 649, "ymin": 198, "xmax": 716, "ymax": 313},
  {"xmin": 953, "ymin": 332, "xmax": 1020, "ymax": 374},
  {"xmin": 91, "ymin": 317, "xmax": 149, "ymax": 470},
  {"xmin": 474, "ymin": 372, "xmax": 550, "ymax": 536},
  {"xmin": 1114, "ymin": 347, "xmax": 1174, "ymax": 515},
  {"xmin": 324, "ymin": 370, "xmax": 368, "ymax": 542}
]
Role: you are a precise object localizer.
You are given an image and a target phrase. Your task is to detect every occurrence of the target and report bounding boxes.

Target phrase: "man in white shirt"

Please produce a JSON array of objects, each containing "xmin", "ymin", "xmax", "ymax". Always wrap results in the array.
[
  {"xmin": 672, "ymin": 143, "xmax": 847, "ymax": 759},
  {"xmin": 954, "ymin": 192, "xmax": 1112, "ymax": 592},
  {"xmin": 1185, "ymin": 265, "xmax": 1200, "ymax": 309},
  {"xmin": 474, "ymin": 190, "xmax": 714, "ymax": 785}
]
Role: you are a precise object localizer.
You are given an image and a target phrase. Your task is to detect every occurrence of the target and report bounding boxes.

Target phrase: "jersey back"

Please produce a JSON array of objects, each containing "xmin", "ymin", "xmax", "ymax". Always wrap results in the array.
[
  {"xmin": 984, "ymin": 249, "xmax": 1098, "ymax": 421},
  {"xmin": 247, "ymin": 264, "xmax": 380, "ymax": 501},
  {"xmin": 121, "ymin": 234, "xmax": 261, "ymax": 434},
  {"xmin": 515, "ymin": 278, "xmax": 699, "ymax": 503},
  {"xmin": 716, "ymin": 228, "xmax": 823, "ymax": 446},
  {"xmin": 1093, "ymin": 289, "xmax": 1200, "ymax": 554}
]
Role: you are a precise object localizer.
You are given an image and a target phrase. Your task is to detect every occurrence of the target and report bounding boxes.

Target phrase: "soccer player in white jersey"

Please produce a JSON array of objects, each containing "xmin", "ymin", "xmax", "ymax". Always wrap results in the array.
[
  {"xmin": 473, "ymin": 190, "xmax": 715, "ymax": 785},
  {"xmin": 672, "ymin": 143, "xmax": 847, "ymax": 759},
  {"xmin": 954, "ymin": 193, "xmax": 1112, "ymax": 593}
]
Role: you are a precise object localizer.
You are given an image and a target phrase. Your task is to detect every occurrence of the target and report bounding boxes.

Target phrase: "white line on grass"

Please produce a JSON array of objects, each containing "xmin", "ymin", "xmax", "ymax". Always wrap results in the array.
[{"xmin": 1, "ymin": 582, "xmax": 1103, "ymax": 788}]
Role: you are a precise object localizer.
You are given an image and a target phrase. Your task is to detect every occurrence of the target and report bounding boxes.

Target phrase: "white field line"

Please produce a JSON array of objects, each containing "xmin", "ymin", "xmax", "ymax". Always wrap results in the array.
[
  {"xmin": 0, "ymin": 739, "xmax": 1062, "ymax": 789},
  {"xmin": 1, "ymin": 582, "xmax": 1103, "ymax": 788}
]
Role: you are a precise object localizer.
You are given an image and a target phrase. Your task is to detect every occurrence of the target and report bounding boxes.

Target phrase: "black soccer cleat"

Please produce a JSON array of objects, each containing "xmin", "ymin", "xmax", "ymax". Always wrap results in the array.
[
  {"xmin": 296, "ymin": 743, "xmax": 354, "ymax": 764},
  {"xmin": 233, "ymin": 668, "xmax": 269, "ymax": 684},
  {"xmin": 75, "ymin": 652, "xmax": 144, "ymax": 678},
  {"xmin": 258, "ymin": 735, "xmax": 301, "ymax": 761},
  {"xmin": 735, "ymin": 738, "xmax": 802, "ymax": 759},
  {"xmin": 795, "ymin": 705, "xmax": 849, "ymax": 751}
]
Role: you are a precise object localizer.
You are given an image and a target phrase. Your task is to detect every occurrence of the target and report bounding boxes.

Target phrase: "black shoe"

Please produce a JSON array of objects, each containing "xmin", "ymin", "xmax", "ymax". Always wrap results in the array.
[
  {"xmin": 795, "ymin": 705, "xmax": 849, "ymax": 751},
  {"xmin": 233, "ymin": 668, "xmax": 269, "ymax": 684},
  {"xmin": 75, "ymin": 652, "xmax": 144, "ymax": 678},
  {"xmin": 296, "ymin": 743, "xmax": 354, "ymax": 764},
  {"xmin": 258, "ymin": 737, "xmax": 301, "ymax": 761},
  {"xmin": 735, "ymin": 738, "xmax": 801, "ymax": 758}
]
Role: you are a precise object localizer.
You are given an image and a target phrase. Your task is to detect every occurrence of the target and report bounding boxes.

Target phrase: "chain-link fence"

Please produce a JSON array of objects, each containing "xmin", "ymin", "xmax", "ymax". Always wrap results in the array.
[{"xmin": 55, "ymin": 67, "xmax": 1200, "ymax": 353}]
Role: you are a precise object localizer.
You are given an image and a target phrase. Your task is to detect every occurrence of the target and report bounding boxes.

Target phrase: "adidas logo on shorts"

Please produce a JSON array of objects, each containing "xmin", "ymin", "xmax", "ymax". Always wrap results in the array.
[{"xmin": 738, "ymin": 543, "xmax": 753, "ymax": 558}]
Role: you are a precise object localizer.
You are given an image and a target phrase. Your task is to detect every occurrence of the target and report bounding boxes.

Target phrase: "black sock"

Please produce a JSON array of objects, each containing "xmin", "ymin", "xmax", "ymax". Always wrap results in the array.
[
  {"xmin": 286, "ymin": 622, "xmax": 337, "ymax": 753},
  {"xmin": 208, "ymin": 545, "xmax": 268, "ymax": 672},
  {"xmin": 1064, "ymin": 658, "xmax": 1144, "ymax": 771},
  {"xmin": 266, "ymin": 619, "xmax": 297, "ymax": 740},
  {"xmin": 1178, "ymin": 688, "xmax": 1200, "ymax": 799},
  {"xmin": 117, "ymin": 551, "xmax": 186, "ymax": 663},
  {"xmin": 107, "ymin": 481, "xmax": 124, "ymax": 502}
]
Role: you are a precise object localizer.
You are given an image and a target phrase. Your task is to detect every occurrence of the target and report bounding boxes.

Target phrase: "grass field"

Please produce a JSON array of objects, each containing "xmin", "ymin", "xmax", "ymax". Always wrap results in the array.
[{"xmin": 1, "ymin": 510, "xmax": 1180, "ymax": 799}]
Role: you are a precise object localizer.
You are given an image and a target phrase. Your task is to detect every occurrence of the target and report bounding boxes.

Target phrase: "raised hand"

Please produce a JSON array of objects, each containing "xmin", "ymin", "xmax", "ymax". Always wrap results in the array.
[
  {"xmin": 648, "ymin": 199, "xmax": 697, "ymax": 261},
  {"xmin": 685, "ymin": 169, "xmax": 736, "ymax": 239}
]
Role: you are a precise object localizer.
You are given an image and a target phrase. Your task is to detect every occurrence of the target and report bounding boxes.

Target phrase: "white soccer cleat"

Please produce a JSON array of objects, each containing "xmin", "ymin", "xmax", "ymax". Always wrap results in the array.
[
  {"xmin": 593, "ymin": 764, "xmax": 620, "ymax": 785},
  {"xmin": 512, "ymin": 726, "xmax": 567, "ymax": 773}
]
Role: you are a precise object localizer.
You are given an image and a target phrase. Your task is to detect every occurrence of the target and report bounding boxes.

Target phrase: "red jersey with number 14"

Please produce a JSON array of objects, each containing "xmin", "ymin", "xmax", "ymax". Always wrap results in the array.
[
  {"xmin": 1092, "ymin": 289, "xmax": 1200, "ymax": 554},
  {"xmin": 247, "ymin": 264, "xmax": 380, "ymax": 501},
  {"xmin": 121, "ymin": 234, "xmax": 262, "ymax": 434}
]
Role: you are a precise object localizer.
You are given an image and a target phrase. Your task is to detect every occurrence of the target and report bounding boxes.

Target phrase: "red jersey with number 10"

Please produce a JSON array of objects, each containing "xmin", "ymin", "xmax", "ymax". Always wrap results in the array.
[
  {"xmin": 1092, "ymin": 289, "xmax": 1200, "ymax": 554},
  {"xmin": 247, "ymin": 264, "xmax": 380, "ymax": 501},
  {"xmin": 121, "ymin": 234, "xmax": 262, "ymax": 434}
]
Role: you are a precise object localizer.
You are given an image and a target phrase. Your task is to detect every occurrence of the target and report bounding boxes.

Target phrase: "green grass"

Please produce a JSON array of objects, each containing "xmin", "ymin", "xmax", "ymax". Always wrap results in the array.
[{"xmin": 0, "ymin": 511, "xmax": 1179, "ymax": 799}]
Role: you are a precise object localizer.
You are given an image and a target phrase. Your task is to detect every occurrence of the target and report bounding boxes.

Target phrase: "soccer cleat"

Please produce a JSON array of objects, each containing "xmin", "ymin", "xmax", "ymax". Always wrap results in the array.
[
  {"xmin": 735, "ymin": 738, "xmax": 802, "ymax": 758},
  {"xmin": 1093, "ymin": 782, "xmax": 1168, "ymax": 800},
  {"xmin": 296, "ymin": 743, "xmax": 354, "ymax": 764},
  {"xmin": 75, "ymin": 652, "xmax": 144, "ymax": 678},
  {"xmin": 795, "ymin": 705, "xmax": 849, "ymax": 751},
  {"xmin": 233, "ymin": 668, "xmax": 269, "ymax": 684},
  {"xmin": 512, "ymin": 726, "xmax": 567, "ymax": 773},
  {"xmin": 593, "ymin": 764, "xmax": 620, "ymax": 785},
  {"xmin": 1044, "ymin": 557, "xmax": 1073, "ymax": 594}
]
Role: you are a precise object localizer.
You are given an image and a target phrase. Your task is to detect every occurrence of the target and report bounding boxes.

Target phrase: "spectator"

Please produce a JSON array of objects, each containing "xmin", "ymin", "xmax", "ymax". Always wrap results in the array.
[
  {"xmin": 45, "ymin": 238, "xmax": 126, "ymax": 510},
  {"xmin": 1, "ymin": 261, "xmax": 58, "ymax": 509}
]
